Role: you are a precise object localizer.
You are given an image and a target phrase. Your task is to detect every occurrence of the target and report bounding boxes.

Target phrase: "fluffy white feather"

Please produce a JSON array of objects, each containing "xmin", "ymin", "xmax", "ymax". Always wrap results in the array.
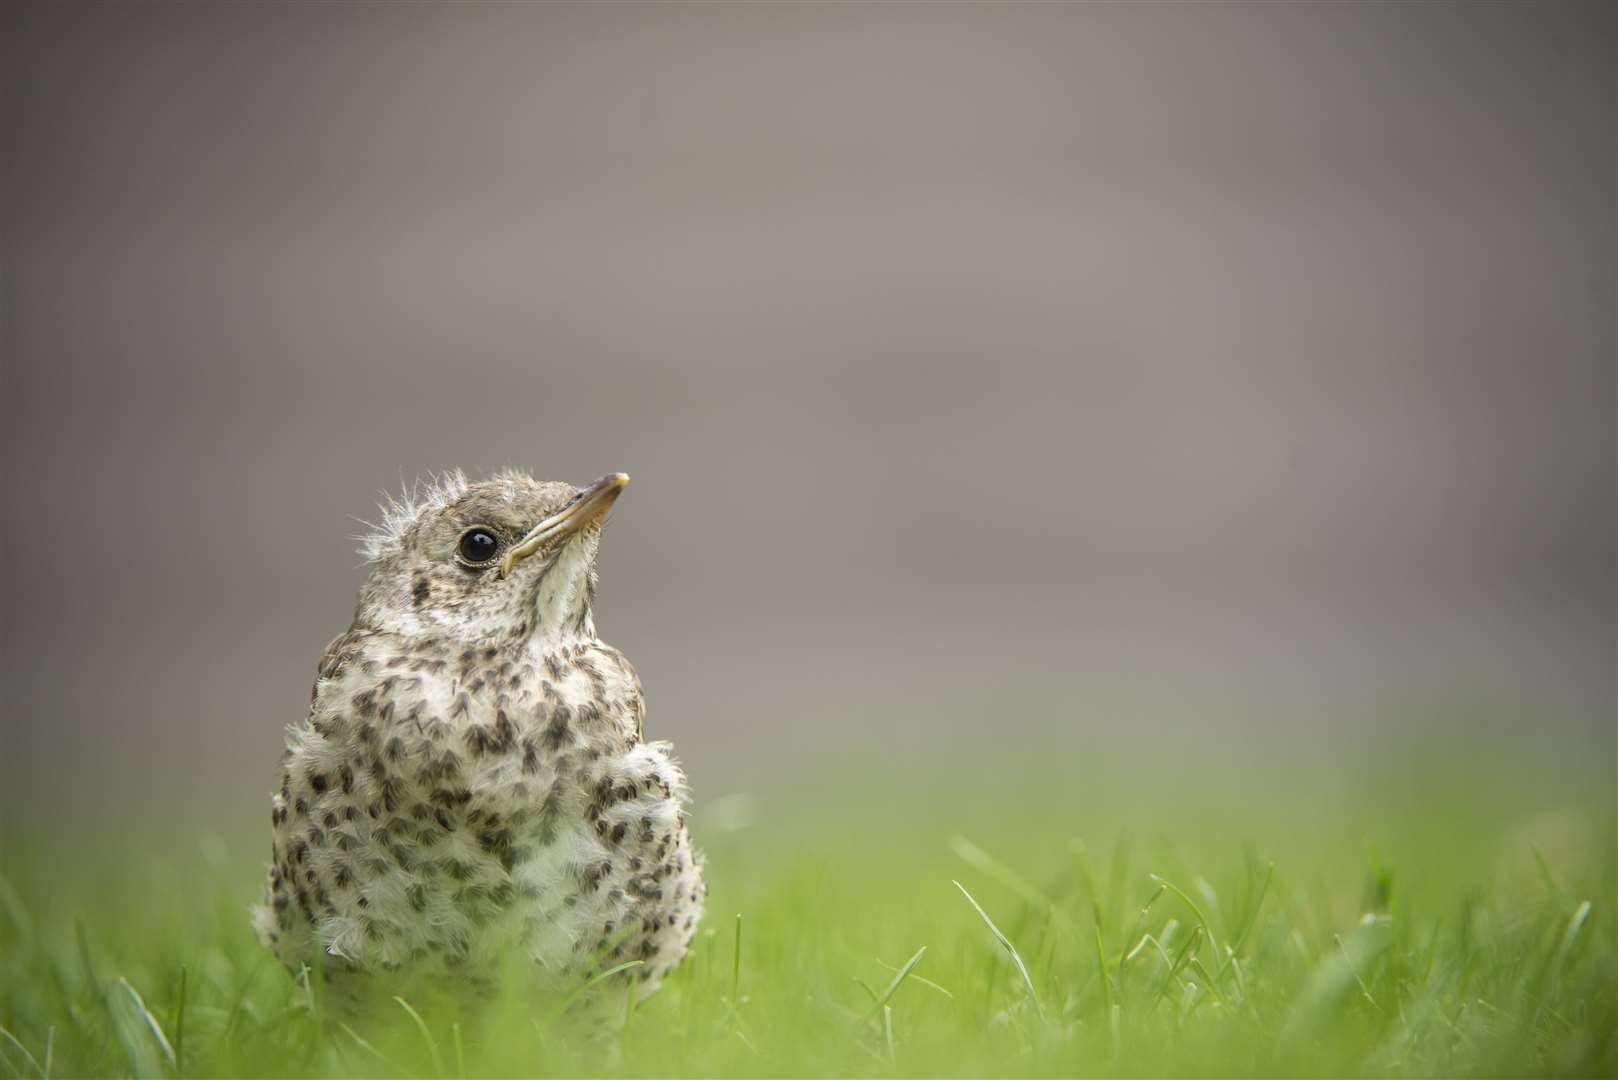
[{"xmin": 354, "ymin": 469, "xmax": 471, "ymax": 563}]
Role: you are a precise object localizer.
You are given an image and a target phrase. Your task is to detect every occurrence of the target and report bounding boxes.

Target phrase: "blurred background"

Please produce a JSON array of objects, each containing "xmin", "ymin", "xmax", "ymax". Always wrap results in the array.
[{"xmin": 3, "ymin": 2, "xmax": 1612, "ymax": 830}]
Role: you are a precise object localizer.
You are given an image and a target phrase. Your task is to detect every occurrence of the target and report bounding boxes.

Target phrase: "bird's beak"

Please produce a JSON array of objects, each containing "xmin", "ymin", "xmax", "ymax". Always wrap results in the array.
[{"xmin": 499, "ymin": 473, "xmax": 629, "ymax": 578}]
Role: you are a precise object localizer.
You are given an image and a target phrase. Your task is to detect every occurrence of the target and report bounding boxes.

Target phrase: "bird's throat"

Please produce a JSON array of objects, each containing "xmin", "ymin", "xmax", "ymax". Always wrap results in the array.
[{"xmin": 526, "ymin": 534, "xmax": 598, "ymax": 645}]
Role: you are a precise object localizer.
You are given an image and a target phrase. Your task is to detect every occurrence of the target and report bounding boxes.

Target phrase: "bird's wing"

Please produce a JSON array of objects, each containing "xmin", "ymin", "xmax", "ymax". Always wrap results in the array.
[{"xmin": 313, "ymin": 627, "xmax": 369, "ymax": 701}]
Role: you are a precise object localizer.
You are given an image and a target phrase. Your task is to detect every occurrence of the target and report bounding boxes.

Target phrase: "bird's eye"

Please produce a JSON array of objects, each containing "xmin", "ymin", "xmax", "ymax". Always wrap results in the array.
[{"xmin": 456, "ymin": 526, "xmax": 500, "ymax": 568}]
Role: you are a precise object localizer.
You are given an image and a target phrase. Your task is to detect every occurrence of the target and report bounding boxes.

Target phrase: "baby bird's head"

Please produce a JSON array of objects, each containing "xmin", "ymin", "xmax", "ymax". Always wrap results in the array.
[{"xmin": 353, "ymin": 469, "xmax": 629, "ymax": 645}]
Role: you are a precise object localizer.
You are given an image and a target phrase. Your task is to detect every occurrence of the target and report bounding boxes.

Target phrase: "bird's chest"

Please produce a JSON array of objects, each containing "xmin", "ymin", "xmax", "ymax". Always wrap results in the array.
[
  {"xmin": 318, "ymin": 639, "xmax": 642, "ymax": 773},
  {"xmin": 277, "ymin": 639, "xmax": 674, "ymax": 972}
]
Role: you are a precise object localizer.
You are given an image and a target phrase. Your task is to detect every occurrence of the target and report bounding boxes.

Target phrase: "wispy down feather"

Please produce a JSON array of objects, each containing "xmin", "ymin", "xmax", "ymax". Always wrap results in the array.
[{"xmin": 354, "ymin": 469, "xmax": 470, "ymax": 562}]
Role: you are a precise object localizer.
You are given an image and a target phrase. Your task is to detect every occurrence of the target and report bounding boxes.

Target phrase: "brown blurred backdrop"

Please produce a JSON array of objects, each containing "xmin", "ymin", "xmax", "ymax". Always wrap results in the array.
[{"xmin": 3, "ymin": 3, "xmax": 1613, "ymax": 824}]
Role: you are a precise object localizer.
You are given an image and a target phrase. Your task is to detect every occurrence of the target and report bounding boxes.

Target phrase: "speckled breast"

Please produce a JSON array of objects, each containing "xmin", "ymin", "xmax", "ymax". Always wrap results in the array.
[{"xmin": 258, "ymin": 632, "xmax": 705, "ymax": 995}]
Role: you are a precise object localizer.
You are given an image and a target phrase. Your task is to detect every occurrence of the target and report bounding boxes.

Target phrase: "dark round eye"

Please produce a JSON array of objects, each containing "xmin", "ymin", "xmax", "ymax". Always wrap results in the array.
[{"xmin": 456, "ymin": 527, "xmax": 500, "ymax": 568}]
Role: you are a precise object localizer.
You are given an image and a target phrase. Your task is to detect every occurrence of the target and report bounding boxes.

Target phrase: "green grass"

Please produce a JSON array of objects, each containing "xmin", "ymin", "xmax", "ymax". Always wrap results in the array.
[{"xmin": 1, "ymin": 746, "xmax": 1613, "ymax": 1078}]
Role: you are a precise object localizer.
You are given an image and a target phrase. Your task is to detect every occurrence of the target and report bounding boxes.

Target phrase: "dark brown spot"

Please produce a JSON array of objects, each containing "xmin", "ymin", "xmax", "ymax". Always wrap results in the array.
[{"xmin": 543, "ymin": 706, "xmax": 573, "ymax": 751}]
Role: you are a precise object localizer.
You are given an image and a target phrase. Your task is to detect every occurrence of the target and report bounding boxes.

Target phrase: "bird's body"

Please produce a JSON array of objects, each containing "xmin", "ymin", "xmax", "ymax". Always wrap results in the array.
[{"xmin": 255, "ymin": 470, "xmax": 703, "ymax": 998}]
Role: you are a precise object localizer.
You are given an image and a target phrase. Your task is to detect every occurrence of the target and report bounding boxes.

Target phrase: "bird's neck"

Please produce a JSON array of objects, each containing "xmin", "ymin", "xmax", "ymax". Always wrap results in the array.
[{"xmin": 525, "ymin": 534, "xmax": 598, "ymax": 647}]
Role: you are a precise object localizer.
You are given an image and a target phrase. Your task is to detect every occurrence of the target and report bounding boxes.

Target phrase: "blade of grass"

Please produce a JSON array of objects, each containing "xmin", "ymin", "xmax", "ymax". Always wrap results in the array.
[
  {"xmin": 1094, "ymin": 922, "xmax": 1115, "ymax": 1016},
  {"xmin": 0, "ymin": 1028, "xmax": 41, "ymax": 1080},
  {"xmin": 117, "ymin": 978, "xmax": 177, "ymax": 1070},
  {"xmin": 393, "ymin": 995, "xmax": 444, "ymax": 1078},
  {"xmin": 295, "ymin": 964, "xmax": 317, "ymax": 1017},
  {"xmin": 1530, "ymin": 845, "xmax": 1572, "ymax": 910},
  {"xmin": 1332, "ymin": 933, "xmax": 1382, "ymax": 1011},
  {"xmin": 74, "ymin": 921, "xmax": 100, "ymax": 998},
  {"xmin": 1281, "ymin": 917, "xmax": 1394, "ymax": 1043},
  {"xmin": 1069, "ymin": 838, "xmax": 1102, "ymax": 911},
  {"xmin": 451, "ymin": 1022, "xmax": 465, "ymax": 1080},
  {"xmin": 171, "ymin": 966, "xmax": 186, "ymax": 1076},
  {"xmin": 877, "ymin": 957, "xmax": 953, "ymax": 1000},
  {"xmin": 1532, "ymin": 899, "xmax": 1593, "ymax": 1024},
  {"xmin": 338, "ymin": 1022, "xmax": 391, "ymax": 1068},
  {"xmin": 1222, "ymin": 861, "xmax": 1274, "ymax": 970},
  {"xmin": 1188, "ymin": 957, "xmax": 1231, "ymax": 1010},
  {"xmin": 622, "ymin": 969, "xmax": 641, "ymax": 1031},
  {"xmin": 1117, "ymin": 884, "xmax": 1165, "ymax": 995},
  {"xmin": 1227, "ymin": 952, "xmax": 1249, "ymax": 1007},
  {"xmin": 1131, "ymin": 932, "xmax": 1178, "ymax": 978},
  {"xmin": 874, "ymin": 946, "xmax": 927, "ymax": 1011},
  {"xmin": 1106, "ymin": 831, "xmax": 1135, "ymax": 941},
  {"xmin": 1153, "ymin": 924, "xmax": 1204, "ymax": 1004},
  {"xmin": 731, "ymin": 913, "xmax": 743, "ymax": 1003},
  {"xmin": 1549, "ymin": 899, "xmax": 1593, "ymax": 976},
  {"xmin": 220, "ymin": 952, "xmax": 268, "ymax": 1053},
  {"xmin": 951, "ymin": 837, "xmax": 1055, "ymax": 910},
  {"xmin": 1150, "ymin": 874, "xmax": 1221, "ymax": 961},
  {"xmin": 953, "ymin": 880, "xmax": 1045, "ymax": 1020},
  {"xmin": 547, "ymin": 960, "xmax": 646, "ymax": 1023}
]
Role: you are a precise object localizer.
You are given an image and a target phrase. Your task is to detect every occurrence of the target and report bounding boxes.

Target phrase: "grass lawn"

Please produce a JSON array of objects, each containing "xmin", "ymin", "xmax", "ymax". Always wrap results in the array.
[{"xmin": 1, "ymin": 738, "xmax": 1613, "ymax": 1077}]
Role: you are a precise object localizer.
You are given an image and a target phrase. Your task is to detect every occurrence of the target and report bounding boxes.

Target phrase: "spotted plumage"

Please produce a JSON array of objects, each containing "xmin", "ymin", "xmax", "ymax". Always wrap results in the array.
[{"xmin": 254, "ymin": 470, "xmax": 704, "ymax": 999}]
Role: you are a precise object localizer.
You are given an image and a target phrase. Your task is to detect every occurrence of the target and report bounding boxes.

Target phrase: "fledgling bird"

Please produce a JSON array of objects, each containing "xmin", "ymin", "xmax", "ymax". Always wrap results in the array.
[{"xmin": 254, "ymin": 470, "xmax": 704, "ymax": 999}]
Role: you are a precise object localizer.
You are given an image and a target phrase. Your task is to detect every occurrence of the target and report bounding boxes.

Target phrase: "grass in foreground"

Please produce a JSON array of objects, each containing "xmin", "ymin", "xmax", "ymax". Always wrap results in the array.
[{"xmin": 0, "ymin": 759, "xmax": 1613, "ymax": 1078}]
